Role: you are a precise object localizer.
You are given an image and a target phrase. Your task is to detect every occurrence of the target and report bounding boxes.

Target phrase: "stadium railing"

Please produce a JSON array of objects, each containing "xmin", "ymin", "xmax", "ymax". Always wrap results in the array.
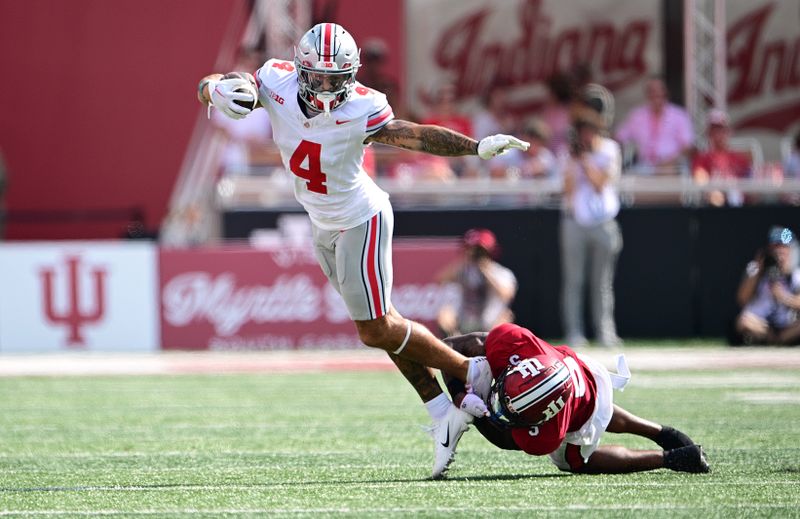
[{"xmin": 215, "ymin": 174, "xmax": 800, "ymax": 210}]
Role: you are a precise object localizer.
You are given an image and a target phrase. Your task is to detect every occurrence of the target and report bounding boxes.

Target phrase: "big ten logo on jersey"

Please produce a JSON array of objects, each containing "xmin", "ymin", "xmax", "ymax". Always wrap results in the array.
[{"xmin": 269, "ymin": 90, "xmax": 285, "ymax": 105}]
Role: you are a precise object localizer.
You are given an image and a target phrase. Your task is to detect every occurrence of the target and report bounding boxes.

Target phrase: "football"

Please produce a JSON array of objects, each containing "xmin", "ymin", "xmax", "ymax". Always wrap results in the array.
[{"xmin": 222, "ymin": 72, "xmax": 258, "ymax": 110}]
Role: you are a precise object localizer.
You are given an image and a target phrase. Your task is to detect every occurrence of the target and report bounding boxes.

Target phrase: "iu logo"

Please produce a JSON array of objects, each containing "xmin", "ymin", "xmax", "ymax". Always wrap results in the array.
[{"xmin": 39, "ymin": 256, "xmax": 107, "ymax": 347}]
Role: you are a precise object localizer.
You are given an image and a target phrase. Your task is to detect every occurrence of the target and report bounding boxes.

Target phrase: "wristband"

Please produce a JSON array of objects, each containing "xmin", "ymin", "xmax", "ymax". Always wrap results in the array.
[
  {"xmin": 204, "ymin": 79, "xmax": 220, "ymax": 105},
  {"xmin": 203, "ymin": 79, "xmax": 220, "ymax": 119}
]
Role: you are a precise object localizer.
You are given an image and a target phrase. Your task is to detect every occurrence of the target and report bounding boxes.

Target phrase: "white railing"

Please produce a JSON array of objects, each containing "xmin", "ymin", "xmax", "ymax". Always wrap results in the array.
[{"xmin": 215, "ymin": 174, "xmax": 800, "ymax": 210}]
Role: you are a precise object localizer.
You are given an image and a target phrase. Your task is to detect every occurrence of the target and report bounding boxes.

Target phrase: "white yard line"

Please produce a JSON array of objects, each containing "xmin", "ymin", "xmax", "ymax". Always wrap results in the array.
[
  {"xmin": 2, "ymin": 347, "xmax": 800, "ymax": 377},
  {"xmin": 1, "ymin": 503, "xmax": 798, "ymax": 515}
]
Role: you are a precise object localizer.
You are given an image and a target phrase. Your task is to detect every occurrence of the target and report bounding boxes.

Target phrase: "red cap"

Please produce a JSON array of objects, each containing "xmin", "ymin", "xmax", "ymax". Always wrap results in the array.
[{"xmin": 463, "ymin": 228, "xmax": 498, "ymax": 255}]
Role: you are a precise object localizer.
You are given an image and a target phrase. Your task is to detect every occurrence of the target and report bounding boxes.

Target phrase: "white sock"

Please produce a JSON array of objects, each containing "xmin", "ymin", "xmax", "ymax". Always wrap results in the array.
[{"xmin": 425, "ymin": 393, "xmax": 452, "ymax": 421}]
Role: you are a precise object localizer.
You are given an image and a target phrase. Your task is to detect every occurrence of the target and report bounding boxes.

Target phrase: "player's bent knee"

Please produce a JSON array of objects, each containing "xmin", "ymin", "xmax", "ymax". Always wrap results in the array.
[
  {"xmin": 550, "ymin": 443, "xmax": 586, "ymax": 473},
  {"xmin": 355, "ymin": 315, "xmax": 402, "ymax": 350}
]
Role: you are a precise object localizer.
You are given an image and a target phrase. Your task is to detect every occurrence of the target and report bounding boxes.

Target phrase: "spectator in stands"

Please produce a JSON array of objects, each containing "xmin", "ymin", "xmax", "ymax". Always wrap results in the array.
[
  {"xmin": 436, "ymin": 228, "xmax": 517, "ymax": 336},
  {"xmin": 784, "ymin": 130, "xmax": 800, "ymax": 178},
  {"xmin": 615, "ymin": 77, "xmax": 694, "ymax": 175},
  {"xmin": 518, "ymin": 118, "xmax": 557, "ymax": 179},
  {"xmin": 471, "ymin": 86, "xmax": 523, "ymax": 178},
  {"xmin": 692, "ymin": 109, "xmax": 752, "ymax": 207},
  {"xmin": 559, "ymin": 106, "xmax": 623, "ymax": 348},
  {"xmin": 422, "ymin": 83, "xmax": 473, "ymax": 139},
  {"xmin": 541, "ymin": 72, "xmax": 575, "ymax": 156},
  {"xmin": 358, "ymin": 38, "xmax": 403, "ymax": 118},
  {"xmin": 420, "ymin": 83, "xmax": 477, "ymax": 178},
  {"xmin": 472, "ymin": 85, "xmax": 510, "ymax": 140},
  {"xmin": 488, "ymin": 118, "xmax": 556, "ymax": 180},
  {"xmin": 734, "ymin": 226, "xmax": 800, "ymax": 346}
]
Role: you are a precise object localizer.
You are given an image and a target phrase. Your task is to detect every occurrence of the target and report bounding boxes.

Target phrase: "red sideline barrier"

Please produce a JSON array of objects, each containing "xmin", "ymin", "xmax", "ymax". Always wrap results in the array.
[{"xmin": 159, "ymin": 240, "xmax": 460, "ymax": 350}]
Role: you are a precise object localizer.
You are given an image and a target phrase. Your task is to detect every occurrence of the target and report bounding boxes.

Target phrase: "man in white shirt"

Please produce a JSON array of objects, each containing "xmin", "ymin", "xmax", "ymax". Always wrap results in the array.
[
  {"xmin": 197, "ymin": 23, "xmax": 529, "ymax": 478},
  {"xmin": 560, "ymin": 107, "xmax": 623, "ymax": 348}
]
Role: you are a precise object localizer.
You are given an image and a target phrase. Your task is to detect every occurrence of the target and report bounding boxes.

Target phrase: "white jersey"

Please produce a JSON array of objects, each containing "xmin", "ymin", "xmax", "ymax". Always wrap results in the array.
[{"xmin": 255, "ymin": 59, "xmax": 394, "ymax": 231}]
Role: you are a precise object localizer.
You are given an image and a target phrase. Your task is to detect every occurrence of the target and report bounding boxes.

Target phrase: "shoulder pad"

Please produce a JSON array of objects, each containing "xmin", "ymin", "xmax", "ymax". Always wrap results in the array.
[
  {"xmin": 342, "ymin": 82, "xmax": 393, "ymax": 132},
  {"xmin": 256, "ymin": 59, "xmax": 297, "ymax": 89}
]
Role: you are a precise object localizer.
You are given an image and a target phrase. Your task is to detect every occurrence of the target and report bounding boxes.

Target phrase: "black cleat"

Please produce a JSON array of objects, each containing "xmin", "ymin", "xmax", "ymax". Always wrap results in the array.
[
  {"xmin": 655, "ymin": 426, "xmax": 695, "ymax": 451},
  {"xmin": 664, "ymin": 444, "xmax": 710, "ymax": 473}
]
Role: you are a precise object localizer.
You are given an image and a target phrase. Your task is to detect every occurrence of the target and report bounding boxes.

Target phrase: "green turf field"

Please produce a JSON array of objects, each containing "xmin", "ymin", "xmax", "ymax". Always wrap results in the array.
[{"xmin": 1, "ymin": 357, "xmax": 799, "ymax": 517}]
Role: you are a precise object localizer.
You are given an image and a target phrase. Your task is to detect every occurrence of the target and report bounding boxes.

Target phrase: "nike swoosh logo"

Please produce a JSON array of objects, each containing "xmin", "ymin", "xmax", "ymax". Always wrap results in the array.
[
  {"xmin": 335, "ymin": 120, "xmax": 350, "ymax": 125},
  {"xmin": 440, "ymin": 423, "xmax": 450, "ymax": 447}
]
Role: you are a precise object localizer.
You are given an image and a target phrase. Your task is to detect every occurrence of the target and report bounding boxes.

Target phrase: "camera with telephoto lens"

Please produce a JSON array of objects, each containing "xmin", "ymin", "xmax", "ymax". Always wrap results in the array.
[
  {"xmin": 568, "ymin": 128, "xmax": 585, "ymax": 157},
  {"xmin": 762, "ymin": 249, "xmax": 782, "ymax": 282}
]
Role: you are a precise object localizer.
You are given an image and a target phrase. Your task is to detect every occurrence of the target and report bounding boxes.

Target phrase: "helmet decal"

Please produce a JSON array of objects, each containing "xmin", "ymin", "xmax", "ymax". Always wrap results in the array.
[{"xmin": 489, "ymin": 356, "xmax": 574, "ymax": 427}]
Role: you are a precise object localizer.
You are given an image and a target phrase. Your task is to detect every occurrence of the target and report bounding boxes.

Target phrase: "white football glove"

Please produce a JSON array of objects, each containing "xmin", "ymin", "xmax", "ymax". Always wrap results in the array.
[
  {"xmin": 477, "ymin": 134, "xmax": 530, "ymax": 160},
  {"xmin": 459, "ymin": 384, "xmax": 490, "ymax": 419},
  {"xmin": 209, "ymin": 77, "xmax": 256, "ymax": 120}
]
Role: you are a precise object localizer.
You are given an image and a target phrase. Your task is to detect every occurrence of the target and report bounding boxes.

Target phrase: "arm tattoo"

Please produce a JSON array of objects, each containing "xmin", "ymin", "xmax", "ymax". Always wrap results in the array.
[
  {"xmin": 418, "ymin": 125, "xmax": 479, "ymax": 156},
  {"xmin": 368, "ymin": 120, "xmax": 417, "ymax": 147},
  {"xmin": 387, "ymin": 353, "xmax": 444, "ymax": 402},
  {"xmin": 368, "ymin": 119, "xmax": 479, "ymax": 156}
]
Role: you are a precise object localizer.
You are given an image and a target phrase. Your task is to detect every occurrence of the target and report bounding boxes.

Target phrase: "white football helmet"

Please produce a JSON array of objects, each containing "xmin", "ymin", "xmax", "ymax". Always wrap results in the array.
[{"xmin": 294, "ymin": 23, "xmax": 361, "ymax": 114}]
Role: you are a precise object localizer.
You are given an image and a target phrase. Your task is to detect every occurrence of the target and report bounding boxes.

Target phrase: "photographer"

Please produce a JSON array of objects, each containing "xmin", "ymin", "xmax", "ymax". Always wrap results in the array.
[
  {"xmin": 559, "ymin": 106, "xmax": 623, "ymax": 348},
  {"xmin": 436, "ymin": 229, "xmax": 517, "ymax": 336},
  {"xmin": 735, "ymin": 226, "xmax": 800, "ymax": 345}
]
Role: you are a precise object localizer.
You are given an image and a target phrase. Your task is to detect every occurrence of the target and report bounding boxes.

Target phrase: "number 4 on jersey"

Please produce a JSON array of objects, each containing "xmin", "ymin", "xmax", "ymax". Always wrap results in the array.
[{"xmin": 289, "ymin": 140, "xmax": 328, "ymax": 194}]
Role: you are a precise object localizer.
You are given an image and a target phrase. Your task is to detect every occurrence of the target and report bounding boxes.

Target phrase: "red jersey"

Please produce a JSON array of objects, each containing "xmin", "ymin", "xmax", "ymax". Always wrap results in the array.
[
  {"xmin": 692, "ymin": 149, "xmax": 751, "ymax": 179},
  {"xmin": 485, "ymin": 323, "xmax": 597, "ymax": 455}
]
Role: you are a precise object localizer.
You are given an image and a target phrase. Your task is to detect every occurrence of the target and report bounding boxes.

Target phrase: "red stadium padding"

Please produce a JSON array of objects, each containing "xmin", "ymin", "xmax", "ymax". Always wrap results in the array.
[{"xmin": 159, "ymin": 240, "xmax": 460, "ymax": 350}]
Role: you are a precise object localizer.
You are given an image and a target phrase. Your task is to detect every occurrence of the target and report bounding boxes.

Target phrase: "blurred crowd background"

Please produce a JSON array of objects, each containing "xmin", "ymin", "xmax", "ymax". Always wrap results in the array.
[{"xmin": 0, "ymin": 0, "xmax": 799, "ymax": 352}]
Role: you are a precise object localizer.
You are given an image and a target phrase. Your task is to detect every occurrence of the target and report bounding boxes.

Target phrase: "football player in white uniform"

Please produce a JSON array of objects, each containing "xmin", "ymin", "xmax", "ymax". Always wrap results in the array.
[{"xmin": 197, "ymin": 23, "xmax": 529, "ymax": 479}]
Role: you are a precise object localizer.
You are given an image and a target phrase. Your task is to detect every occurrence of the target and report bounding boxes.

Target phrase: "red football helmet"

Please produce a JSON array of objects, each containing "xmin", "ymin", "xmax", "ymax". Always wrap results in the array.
[{"xmin": 489, "ymin": 355, "xmax": 574, "ymax": 427}]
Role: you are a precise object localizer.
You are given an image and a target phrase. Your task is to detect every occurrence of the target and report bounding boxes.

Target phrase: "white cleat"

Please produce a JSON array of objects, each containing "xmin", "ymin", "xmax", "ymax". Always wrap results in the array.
[
  {"xmin": 430, "ymin": 405, "xmax": 473, "ymax": 479},
  {"xmin": 466, "ymin": 356, "xmax": 493, "ymax": 401}
]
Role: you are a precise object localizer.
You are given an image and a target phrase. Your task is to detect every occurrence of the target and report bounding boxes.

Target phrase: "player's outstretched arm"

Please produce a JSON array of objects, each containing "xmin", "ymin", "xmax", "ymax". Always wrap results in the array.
[
  {"xmin": 367, "ymin": 120, "xmax": 530, "ymax": 159},
  {"xmin": 197, "ymin": 73, "xmax": 260, "ymax": 120},
  {"xmin": 366, "ymin": 120, "xmax": 478, "ymax": 156}
]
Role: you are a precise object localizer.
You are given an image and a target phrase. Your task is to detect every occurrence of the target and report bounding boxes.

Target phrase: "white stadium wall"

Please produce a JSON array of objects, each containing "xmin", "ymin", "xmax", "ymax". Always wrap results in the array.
[
  {"xmin": 405, "ymin": 0, "xmax": 663, "ymax": 126},
  {"xmin": 726, "ymin": 1, "xmax": 800, "ymax": 160},
  {"xmin": 405, "ymin": 0, "xmax": 800, "ymax": 161},
  {"xmin": 0, "ymin": 242, "xmax": 160, "ymax": 353},
  {"xmin": 0, "ymin": 239, "xmax": 461, "ymax": 353}
]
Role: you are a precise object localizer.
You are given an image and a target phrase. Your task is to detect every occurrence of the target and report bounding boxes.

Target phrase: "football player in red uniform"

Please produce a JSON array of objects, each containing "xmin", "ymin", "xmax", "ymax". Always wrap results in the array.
[{"xmin": 445, "ymin": 323, "xmax": 710, "ymax": 475}]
